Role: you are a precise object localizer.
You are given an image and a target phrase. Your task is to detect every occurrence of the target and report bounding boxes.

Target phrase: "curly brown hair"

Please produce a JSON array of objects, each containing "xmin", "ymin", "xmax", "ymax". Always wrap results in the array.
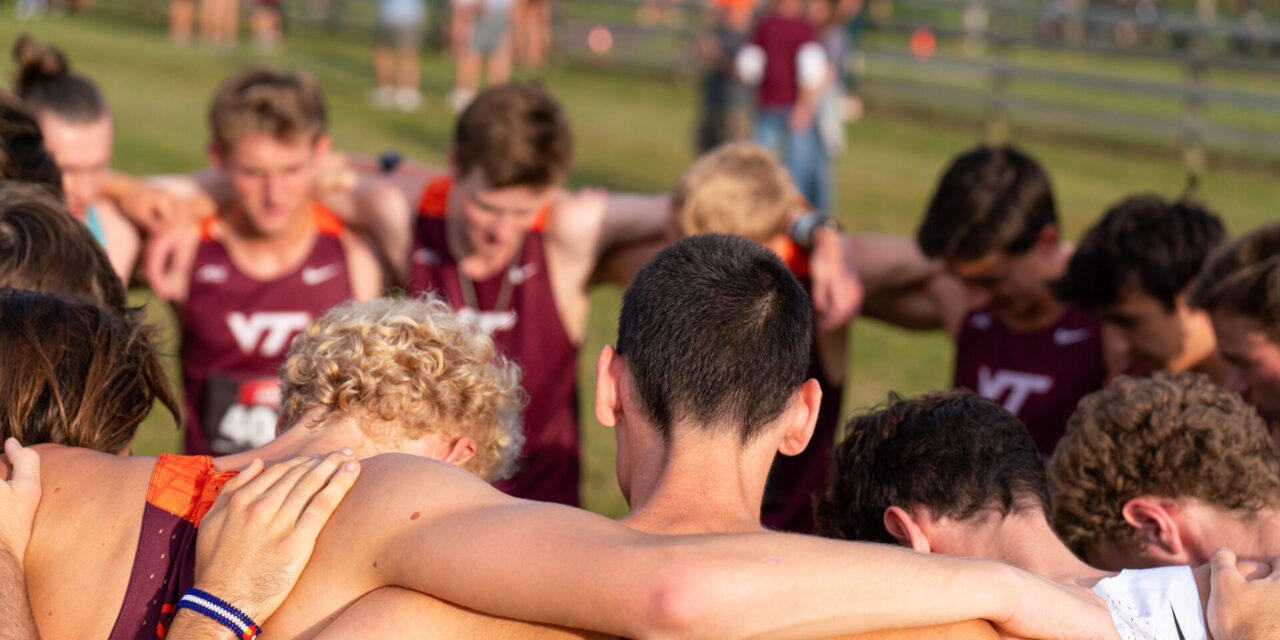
[
  {"xmin": 1047, "ymin": 371, "xmax": 1280, "ymax": 559},
  {"xmin": 279, "ymin": 296, "xmax": 525, "ymax": 482}
]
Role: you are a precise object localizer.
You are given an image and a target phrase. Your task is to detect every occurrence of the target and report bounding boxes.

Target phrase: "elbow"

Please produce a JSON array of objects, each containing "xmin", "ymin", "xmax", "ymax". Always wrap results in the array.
[{"xmin": 633, "ymin": 562, "xmax": 721, "ymax": 640}]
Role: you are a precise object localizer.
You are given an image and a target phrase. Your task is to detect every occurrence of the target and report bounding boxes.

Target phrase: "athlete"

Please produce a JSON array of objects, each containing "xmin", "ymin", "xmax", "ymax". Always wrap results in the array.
[
  {"xmin": 1188, "ymin": 222, "xmax": 1280, "ymax": 447},
  {"xmin": 1049, "ymin": 372, "xmax": 1280, "ymax": 571},
  {"xmin": 160, "ymin": 67, "xmax": 382, "ymax": 455},
  {"xmin": 0, "ymin": 91, "xmax": 63, "ymax": 198},
  {"xmin": 316, "ymin": 232, "xmax": 999, "ymax": 638},
  {"xmin": 1055, "ymin": 195, "xmax": 1227, "ymax": 382},
  {"xmin": 11, "ymin": 34, "xmax": 140, "ymax": 284},
  {"xmin": 9, "ymin": 241, "xmax": 1118, "ymax": 640},
  {"xmin": 817, "ymin": 391, "xmax": 1215, "ymax": 639},
  {"xmin": 908, "ymin": 144, "xmax": 1113, "ymax": 455}
]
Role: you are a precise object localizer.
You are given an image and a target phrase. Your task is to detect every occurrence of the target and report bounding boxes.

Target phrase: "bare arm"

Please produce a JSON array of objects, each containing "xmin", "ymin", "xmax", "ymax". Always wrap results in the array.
[
  {"xmin": 339, "ymin": 230, "xmax": 386, "ymax": 301},
  {"xmin": 94, "ymin": 201, "xmax": 141, "ymax": 286},
  {"xmin": 300, "ymin": 454, "xmax": 1118, "ymax": 640}
]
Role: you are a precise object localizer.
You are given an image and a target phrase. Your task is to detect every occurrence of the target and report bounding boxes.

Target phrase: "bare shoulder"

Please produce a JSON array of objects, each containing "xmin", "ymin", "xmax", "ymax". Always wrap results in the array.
[
  {"xmin": 544, "ymin": 188, "xmax": 609, "ymax": 253},
  {"xmin": 338, "ymin": 229, "xmax": 385, "ymax": 301}
]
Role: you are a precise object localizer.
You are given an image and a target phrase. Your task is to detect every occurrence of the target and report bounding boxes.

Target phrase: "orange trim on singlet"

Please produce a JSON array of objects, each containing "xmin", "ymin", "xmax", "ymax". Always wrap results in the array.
[
  {"xmin": 198, "ymin": 203, "xmax": 344, "ymax": 242},
  {"xmin": 146, "ymin": 454, "xmax": 238, "ymax": 526},
  {"xmin": 768, "ymin": 234, "xmax": 811, "ymax": 278},
  {"xmin": 416, "ymin": 176, "xmax": 551, "ymax": 231}
]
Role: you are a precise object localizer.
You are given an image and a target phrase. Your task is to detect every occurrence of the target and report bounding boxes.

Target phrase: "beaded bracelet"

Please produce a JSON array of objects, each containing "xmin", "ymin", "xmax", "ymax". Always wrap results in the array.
[{"xmin": 175, "ymin": 588, "xmax": 261, "ymax": 640}]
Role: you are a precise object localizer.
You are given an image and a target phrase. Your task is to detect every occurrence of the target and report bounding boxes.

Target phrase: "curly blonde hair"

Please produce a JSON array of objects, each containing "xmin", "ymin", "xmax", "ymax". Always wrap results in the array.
[
  {"xmin": 280, "ymin": 296, "xmax": 525, "ymax": 482},
  {"xmin": 1047, "ymin": 371, "xmax": 1280, "ymax": 559}
]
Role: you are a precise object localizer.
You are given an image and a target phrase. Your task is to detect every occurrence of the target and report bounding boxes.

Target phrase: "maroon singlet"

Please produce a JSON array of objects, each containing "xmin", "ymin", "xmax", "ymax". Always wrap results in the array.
[
  {"xmin": 408, "ymin": 177, "xmax": 580, "ymax": 506},
  {"xmin": 759, "ymin": 238, "xmax": 843, "ymax": 533},
  {"xmin": 954, "ymin": 305, "xmax": 1106, "ymax": 456},
  {"xmin": 181, "ymin": 205, "xmax": 353, "ymax": 455}
]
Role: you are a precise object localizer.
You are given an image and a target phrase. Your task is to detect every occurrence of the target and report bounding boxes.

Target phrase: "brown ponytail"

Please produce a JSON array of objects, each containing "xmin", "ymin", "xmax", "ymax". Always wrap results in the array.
[{"xmin": 11, "ymin": 33, "xmax": 107, "ymax": 124}]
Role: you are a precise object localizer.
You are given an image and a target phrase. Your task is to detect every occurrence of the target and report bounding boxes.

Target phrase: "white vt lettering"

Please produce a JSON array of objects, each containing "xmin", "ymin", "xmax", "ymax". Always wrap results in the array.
[
  {"xmin": 977, "ymin": 366, "xmax": 1053, "ymax": 415},
  {"xmin": 456, "ymin": 307, "xmax": 518, "ymax": 335},
  {"xmin": 227, "ymin": 312, "xmax": 313, "ymax": 357}
]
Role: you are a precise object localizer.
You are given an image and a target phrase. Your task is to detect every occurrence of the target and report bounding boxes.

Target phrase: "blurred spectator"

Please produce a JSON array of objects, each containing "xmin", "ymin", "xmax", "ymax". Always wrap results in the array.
[
  {"xmin": 200, "ymin": 0, "xmax": 239, "ymax": 47},
  {"xmin": 695, "ymin": 0, "xmax": 754, "ymax": 153},
  {"xmin": 251, "ymin": 0, "xmax": 284, "ymax": 50},
  {"xmin": 372, "ymin": 0, "xmax": 427, "ymax": 110},
  {"xmin": 170, "ymin": 0, "xmax": 195, "ymax": 44},
  {"xmin": 513, "ymin": 0, "xmax": 550, "ymax": 67},
  {"xmin": 741, "ymin": 0, "xmax": 831, "ymax": 212},
  {"xmin": 450, "ymin": 0, "xmax": 514, "ymax": 112}
]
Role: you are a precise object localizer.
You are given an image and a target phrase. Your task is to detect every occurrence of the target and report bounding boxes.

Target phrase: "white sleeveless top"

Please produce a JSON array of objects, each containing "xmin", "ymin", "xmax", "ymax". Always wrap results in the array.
[{"xmin": 1091, "ymin": 565, "xmax": 1207, "ymax": 640}]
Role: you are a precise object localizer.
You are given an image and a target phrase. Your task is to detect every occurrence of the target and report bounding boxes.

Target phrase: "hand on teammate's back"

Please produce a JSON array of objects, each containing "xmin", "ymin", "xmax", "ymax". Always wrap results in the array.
[
  {"xmin": 143, "ymin": 214, "xmax": 199, "ymax": 301},
  {"xmin": 179, "ymin": 451, "xmax": 361, "ymax": 629},
  {"xmin": 1208, "ymin": 547, "xmax": 1280, "ymax": 640},
  {"xmin": 994, "ymin": 568, "xmax": 1122, "ymax": 640},
  {"xmin": 0, "ymin": 438, "xmax": 41, "ymax": 562}
]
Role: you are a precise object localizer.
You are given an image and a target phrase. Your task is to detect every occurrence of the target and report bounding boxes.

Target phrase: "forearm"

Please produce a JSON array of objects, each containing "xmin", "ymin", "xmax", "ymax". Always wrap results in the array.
[
  {"xmin": 165, "ymin": 610, "xmax": 240, "ymax": 640},
  {"xmin": 0, "ymin": 549, "xmax": 39, "ymax": 640}
]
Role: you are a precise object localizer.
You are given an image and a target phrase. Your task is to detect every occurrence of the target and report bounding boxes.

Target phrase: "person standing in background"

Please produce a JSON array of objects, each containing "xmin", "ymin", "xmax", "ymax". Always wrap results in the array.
[
  {"xmin": 695, "ymin": 0, "xmax": 755, "ymax": 153},
  {"xmin": 372, "ymin": 0, "xmax": 427, "ymax": 111}
]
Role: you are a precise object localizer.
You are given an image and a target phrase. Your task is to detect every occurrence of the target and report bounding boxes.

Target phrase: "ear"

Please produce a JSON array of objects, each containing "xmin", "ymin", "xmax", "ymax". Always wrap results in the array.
[
  {"xmin": 594, "ymin": 345, "xmax": 623, "ymax": 428},
  {"xmin": 883, "ymin": 506, "xmax": 933, "ymax": 553},
  {"xmin": 208, "ymin": 141, "xmax": 227, "ymax": 169},
  {"xmin": 312, "ymin": 134, "xmax": 333, "ymax": 161},
  {"xmin": 441, "ymin": 436, "xmax": 477, "ymax": 468},
  {"xmin": 777, "ymin": 378, "xmax": 822, "ymax": 457},
  {"xmin": 1036, "ymin": 223, "xmax": 1060, "ymax": 252},
  {"xmin": 1122, "ymin": 496, "xmax": 1192, "ymax": 565}
]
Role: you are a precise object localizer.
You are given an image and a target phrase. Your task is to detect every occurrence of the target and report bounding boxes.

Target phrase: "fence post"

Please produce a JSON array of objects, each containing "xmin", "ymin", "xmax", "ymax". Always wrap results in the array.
[
  {"xmin": 985, "ymin": 0, "xmax": 1011, "ymax": 144},
  {"xmin": 1183, "ymin": 4, "xmax": 1209, "ymax": 180}
]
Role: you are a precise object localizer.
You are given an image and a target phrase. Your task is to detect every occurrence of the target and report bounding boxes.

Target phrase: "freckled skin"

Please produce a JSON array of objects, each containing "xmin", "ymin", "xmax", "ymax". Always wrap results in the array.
[{"xmin": 411, "ymin": 512, "xmax": 420, "ymax": 520}]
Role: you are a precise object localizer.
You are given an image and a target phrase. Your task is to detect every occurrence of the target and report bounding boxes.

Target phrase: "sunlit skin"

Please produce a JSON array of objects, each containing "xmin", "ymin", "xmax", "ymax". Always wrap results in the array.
[
  {"xmin": 1096, "ymin": 286, "xmax": 1224, "ymax": 380},
  {"xmin": 37, "ymin": 113, "xmax": 114, "ymax": 218},
  {"xmin": 211, "ymin": 132, "xmax": 330, "ymax": 241},
  {"xmin": 944, "ymin": 228, "xmax": 1071, "ymax": 332},
  {"xmin": 1210, "ymin": 310, "xmax": 1280, "ymax": 434},
  {"xmin": 445, "ymin": 168, "xmax": 555, "ymax": 280}
]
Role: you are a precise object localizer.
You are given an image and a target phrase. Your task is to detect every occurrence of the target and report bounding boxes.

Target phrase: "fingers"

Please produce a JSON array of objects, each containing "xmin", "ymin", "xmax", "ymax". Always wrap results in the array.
[
  {"xmin": 4, "ymin": 438, "xmax": 40, "ymax": 492},
  {"xmin": 216, "ymin": 458, "xmax": 265, "ymax": 496},
  {"xmin": 293, "ymin": 459, "xmax": 360, "ymax": 537},
  {"xmin": 1211, "ymin": 546, "xmax": 1245, "ymax": 589},
  {"xmin": 273, "ymin": 450, "xmax": 357, "ymax": 527}
]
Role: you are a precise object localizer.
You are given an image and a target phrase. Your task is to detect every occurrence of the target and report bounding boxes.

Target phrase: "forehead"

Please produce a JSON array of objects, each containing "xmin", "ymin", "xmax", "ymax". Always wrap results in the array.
[
  {"xmin": 223, "ymin": 132, "xmax": 315, "ymax": 165},
  {"xmin": 457, "ymin": 169, "xmax": 553, "ymax": 209},
  {"xmin": 38, "ymin": 113, "xmax": 113, "ymax": 162},
  {"xmin": 1101, "ymin": 284, "xmax": 1170, "ymax": 320},
  {"xmin": 946, "ymin": 254, "xmax": 1014, "ymax": 280},
  {"xmin": 1212, "ymin": 310, "xmax": 1271, "ymax": 353}
]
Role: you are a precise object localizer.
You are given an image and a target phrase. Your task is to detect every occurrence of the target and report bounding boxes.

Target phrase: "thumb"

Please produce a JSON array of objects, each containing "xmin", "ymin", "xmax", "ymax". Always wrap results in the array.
[
  {"xmin": 1210, "ymin": 546, "xmax": 1244, "ymax": 589},
  {"xmin": 5, "ymin": 438, "xmax": 40, "ymax": 494}
]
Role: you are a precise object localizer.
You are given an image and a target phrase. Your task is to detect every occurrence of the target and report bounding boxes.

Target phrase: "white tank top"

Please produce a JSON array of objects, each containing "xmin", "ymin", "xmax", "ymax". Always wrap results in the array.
[{"xmin": 1091, "ymin": 565, "xmax": 1207, "ymax": 640}]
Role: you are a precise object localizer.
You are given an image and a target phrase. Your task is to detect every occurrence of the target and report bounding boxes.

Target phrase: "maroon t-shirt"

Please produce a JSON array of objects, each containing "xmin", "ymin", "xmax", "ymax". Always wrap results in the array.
[
  {"xmin": 408, "ymin": 177, "xmax": 580, "ymax": 506},
  {"xmin": 954, "ymin": 305, "xmax": 1106, "ymax": 456},
  {"xmin": 181, "ymin": 206, "xmax": 353, "ymax": 455},
  {"xmin": 750, "ymin": 12, "xmax": 816, "ymax": 107},
  {"xmin": 760, "ymin": 241, "xmax": 842, "ymax": 533}
]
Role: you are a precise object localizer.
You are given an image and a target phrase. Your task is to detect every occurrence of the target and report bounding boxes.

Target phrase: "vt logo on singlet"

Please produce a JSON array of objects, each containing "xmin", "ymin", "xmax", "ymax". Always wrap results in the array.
[
  {"xmin": 977, "ymin": 366, "xmax": 1053, "ymax": 414},
  {"xmin": 227, "ymin": 312, "xmax": 313, "ymax": 357},
  {"xmin": 457, "ymin": 307, "xmax": 518, "ymax": 335}
]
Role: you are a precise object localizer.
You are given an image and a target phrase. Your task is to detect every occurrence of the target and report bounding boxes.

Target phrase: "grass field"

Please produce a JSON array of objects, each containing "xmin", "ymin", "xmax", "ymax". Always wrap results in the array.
[{"xmin": 4, "ymin": 10, "xmax": 1279, "ymax": 517}]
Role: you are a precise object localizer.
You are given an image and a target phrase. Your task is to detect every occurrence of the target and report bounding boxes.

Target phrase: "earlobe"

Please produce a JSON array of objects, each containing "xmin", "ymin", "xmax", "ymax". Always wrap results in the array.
[
  {"xmin": 594, "ymin": 345, "xmax": 621, "ymax": 427},
  {"xmin": 777, "ymin": 379, "xmax": 822, "ymax": 456},
  {"xmin": 1122, "ymin": 496, "xmax": 1190, "ymax": 565},
  {"xmin": 883, "ymin": 506, "xmax": 933, "ymax": 553}
]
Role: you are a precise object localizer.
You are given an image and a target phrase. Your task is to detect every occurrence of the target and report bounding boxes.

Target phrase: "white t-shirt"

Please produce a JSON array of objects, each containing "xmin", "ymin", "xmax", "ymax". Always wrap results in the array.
[{"xmin": 1091, "ymin": 565, "xmax": 1207, "ymax": 640}]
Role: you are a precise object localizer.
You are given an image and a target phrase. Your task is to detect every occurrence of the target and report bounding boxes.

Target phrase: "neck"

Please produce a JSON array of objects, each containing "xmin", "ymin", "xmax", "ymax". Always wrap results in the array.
[
  {"xmin": 621, "ymin": 430, "xmax": 771, "ymax": 535},
  {"xmin": 1184, "ymin": 507, "xmax": 1280, "ymax": 563},
  {"xmin": 1000, "ymin": 245, "xmax": 1071, "ymax": 332},
  {"xmin": 1176, "ymin": 311, "xmax": 1228, "ymax": 385},
  {"xmin": 220, "ymin": 204, "xmax": 319, "ymax": 278},
  {"xmin": 981, "ymin": 511, "xmax": 1110, "ymax": 588},
  {"xmin": 212, "ymin": 415, "xmax": 383, "ymax": 471}
]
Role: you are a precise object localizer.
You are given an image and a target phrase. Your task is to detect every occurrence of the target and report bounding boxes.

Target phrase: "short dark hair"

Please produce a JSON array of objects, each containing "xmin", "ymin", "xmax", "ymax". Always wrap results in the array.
[
  {"xmin": 615, "ymin": 234, "xmax": 812, "ymax": 443},
  {"xmin": 0, "ymin": 182, "xmax": 125, "ymax": 309},
  {"xmin": 1056, "ymin": 195, "xmax": 1225, "ymax": 311},
  {"xmin": 815, "ymin": 391, "xmax": 1050, "ymax": 544},
  {"xmin": 0, "ymin": 91, "xmax": 63, "ymax": 200},
  {"xmin": 454, "ymin": 83, "xmax": 572, "ymax": 190},
  {"xmin": 11, "ymin": 33, "xmax": 108, "ymax": 125},
  {"xmin": 0, "ymin": 289, "xmax": 179, "ymax": 454},
  {"xmin": 917, "ymin": 145, "xmax": 1057, "ymax": 262},
  {"xmin": 1189, "ymin": 222, "xmax": 1280, "ymax": 344}
]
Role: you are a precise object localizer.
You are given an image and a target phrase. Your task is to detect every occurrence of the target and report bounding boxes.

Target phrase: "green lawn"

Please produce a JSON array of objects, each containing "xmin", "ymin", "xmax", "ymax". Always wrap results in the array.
[{"xmin": 5, "ymin": 10, "xmax": 1279, "ymax": 517}]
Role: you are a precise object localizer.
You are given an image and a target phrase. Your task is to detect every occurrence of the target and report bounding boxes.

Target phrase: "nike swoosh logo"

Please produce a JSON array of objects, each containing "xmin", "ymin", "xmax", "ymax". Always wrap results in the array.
[
  {"xmin": 301, "ymin": 264, "xmax": 341, "ymax": 286},
  {"xmin": 507, "ymin": 262, "xmax": 539, "ymax": 286},
  {"xmin": 1171, "ymin": 604, "xmax": 1186, "ymax": 640},
  {"xmin": 1054, "ymin": 327, "xmax": 1092, "ymax": 345}
]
